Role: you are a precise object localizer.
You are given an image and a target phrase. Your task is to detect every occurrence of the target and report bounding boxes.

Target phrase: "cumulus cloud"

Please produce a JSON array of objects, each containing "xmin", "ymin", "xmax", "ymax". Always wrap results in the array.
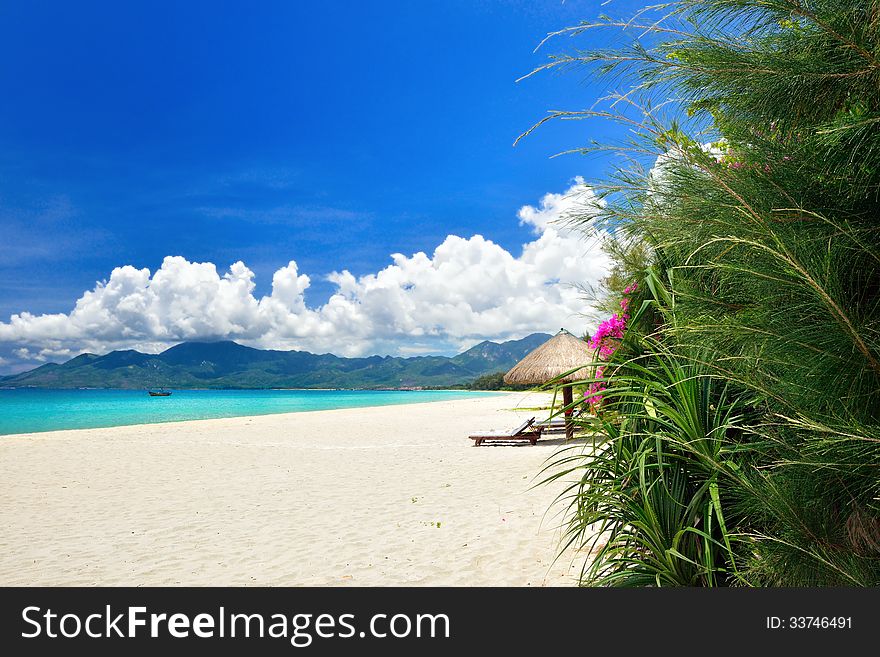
[{"xmin": 0, "ymin": 180, "xmax": 611, "ymax": 369}]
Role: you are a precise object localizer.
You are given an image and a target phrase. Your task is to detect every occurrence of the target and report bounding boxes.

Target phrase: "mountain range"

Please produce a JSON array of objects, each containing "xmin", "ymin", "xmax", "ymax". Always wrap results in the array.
[{"xmin": 0, "ymin": 334, "xmax": 552, "ymax": 389}]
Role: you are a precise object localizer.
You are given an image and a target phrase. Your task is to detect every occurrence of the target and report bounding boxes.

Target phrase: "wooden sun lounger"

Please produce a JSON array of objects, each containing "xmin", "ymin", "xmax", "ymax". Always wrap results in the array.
[
  {"xmin": 538, "ymin": 418, "xmax": 575, "ymax": 433},
  {"xmin": 469, "ymin": 417, "xmax": 544, "ymax": 446},
  {"xmin": 536, "ymin": 408, "xmax": 587, "ymax": 433}
]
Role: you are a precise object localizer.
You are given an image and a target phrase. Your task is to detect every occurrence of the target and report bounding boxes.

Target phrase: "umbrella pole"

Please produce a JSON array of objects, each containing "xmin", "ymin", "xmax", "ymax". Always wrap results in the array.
[{"xmin": 563, "ymin": 385, "xmax": 573, "ymax": 440}]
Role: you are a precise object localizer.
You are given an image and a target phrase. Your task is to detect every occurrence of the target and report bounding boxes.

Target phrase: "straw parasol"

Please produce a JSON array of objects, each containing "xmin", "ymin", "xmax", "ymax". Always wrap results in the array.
[{"xmin": 503, "ymin": 328, "xmax": 595, "ymax": 439}]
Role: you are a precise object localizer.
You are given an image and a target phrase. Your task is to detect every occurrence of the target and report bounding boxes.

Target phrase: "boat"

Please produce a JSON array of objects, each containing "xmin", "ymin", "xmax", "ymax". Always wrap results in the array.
[{"xmin": 147, "ymin": 362, "xmax": 172, "ymax": 396}]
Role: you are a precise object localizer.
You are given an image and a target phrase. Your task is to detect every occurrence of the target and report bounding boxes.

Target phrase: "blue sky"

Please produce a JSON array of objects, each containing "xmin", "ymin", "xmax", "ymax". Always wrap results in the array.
[{"xmin": 0, "ymin": 1, "xmax": 647, "ymax": 372}]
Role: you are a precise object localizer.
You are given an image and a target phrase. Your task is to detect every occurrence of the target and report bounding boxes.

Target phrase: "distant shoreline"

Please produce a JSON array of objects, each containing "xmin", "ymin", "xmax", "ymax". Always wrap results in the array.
[
  {"xmin": 0, "ymin": 386, "xmax": 514, "ymax": 392},
  {"xmin": 1, "ymin": 335, "xmax": 553, "ymax": 391},
  {"xmin": 0, "ymin": 388, "xmax": 516, "ymax": 437}
]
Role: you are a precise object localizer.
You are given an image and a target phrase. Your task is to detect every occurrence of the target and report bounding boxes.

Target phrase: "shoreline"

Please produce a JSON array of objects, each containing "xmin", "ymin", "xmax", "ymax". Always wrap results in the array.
[
  {"xmin": 0, "ymin": 385, "xmax": 517, "ymax": 391},
  {"xmin": 0, "ymin": 389, "xmax": 516, "ymax": 439},
  {"xmin": 0, "ymin": 391, "xmax": 582, "ymax": 586}
]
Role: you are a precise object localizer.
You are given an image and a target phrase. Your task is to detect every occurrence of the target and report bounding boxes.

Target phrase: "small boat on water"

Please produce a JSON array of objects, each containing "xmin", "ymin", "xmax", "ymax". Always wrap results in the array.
[{"xmin": 148, "ymin": 390, "xmax": 172, "ymax": 397}]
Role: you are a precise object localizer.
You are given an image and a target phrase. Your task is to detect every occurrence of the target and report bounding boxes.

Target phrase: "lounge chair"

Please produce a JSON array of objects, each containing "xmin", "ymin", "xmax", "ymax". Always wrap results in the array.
[
  {"xmin": 469, "ymin": 417, "xmax": 544, "ymax": 446},
  {"xmin": 536, "ymin": 407, "xmax": 586, "ymax": 433}
]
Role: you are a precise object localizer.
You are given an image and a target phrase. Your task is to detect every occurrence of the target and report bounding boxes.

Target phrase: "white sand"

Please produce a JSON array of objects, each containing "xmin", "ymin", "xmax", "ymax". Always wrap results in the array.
[{"xmin": 0, "ymin": 392, "xmax": 588, "ymax": 586}]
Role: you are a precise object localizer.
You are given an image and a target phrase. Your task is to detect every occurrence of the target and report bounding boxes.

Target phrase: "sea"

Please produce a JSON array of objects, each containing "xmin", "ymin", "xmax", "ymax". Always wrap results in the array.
[{"xmin": 0, "ymin": 388, "xmax": 503, "ymax": 436}]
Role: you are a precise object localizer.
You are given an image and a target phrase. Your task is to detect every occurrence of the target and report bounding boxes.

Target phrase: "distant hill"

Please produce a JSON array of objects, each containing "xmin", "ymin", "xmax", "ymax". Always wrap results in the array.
[{"xmin": 0, "ymin": 334, "xmax": 552, "ymax": 389}]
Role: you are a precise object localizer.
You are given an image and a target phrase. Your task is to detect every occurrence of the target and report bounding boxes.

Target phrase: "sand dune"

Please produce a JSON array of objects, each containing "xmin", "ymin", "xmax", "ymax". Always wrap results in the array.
[{"xmin": 0, "ymin": 392, "xmax": 587, "ymax": 586}]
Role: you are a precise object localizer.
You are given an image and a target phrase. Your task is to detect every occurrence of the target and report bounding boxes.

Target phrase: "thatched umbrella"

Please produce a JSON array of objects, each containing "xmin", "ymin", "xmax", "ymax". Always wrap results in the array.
[{"xmin": 503, "ymin": 328, "xmax": 594, "ymax": 439}]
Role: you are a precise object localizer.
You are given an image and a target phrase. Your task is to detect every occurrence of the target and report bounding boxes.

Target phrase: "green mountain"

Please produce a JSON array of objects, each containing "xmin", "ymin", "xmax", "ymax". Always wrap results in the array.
[{"xmin": 0, "ymin": 334, "xmax": 552, "ymax": 389}]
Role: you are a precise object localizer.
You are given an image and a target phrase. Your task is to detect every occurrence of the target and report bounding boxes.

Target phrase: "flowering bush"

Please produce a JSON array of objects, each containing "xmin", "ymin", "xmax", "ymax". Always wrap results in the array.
[
  {"xmin": 586, "ymin": 366, "xmax": 607, "ymax": 407},
  {"xmin": 585, "ymin": 282, "xmax": 638, "ymax": 409}
]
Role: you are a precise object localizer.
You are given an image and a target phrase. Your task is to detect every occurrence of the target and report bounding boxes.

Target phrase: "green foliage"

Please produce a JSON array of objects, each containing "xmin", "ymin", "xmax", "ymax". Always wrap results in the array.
[
  {"xmin": 544, "ymin": 339, "xmax": 747, "ymax": 586},
  {"xmin": 531, "ymin": 0, "xmax": 880, "ymax": 586},
  {"xmin": 463, "ymin": 371, "xmax": 532, "ymax": 391},
  {"xmin": 588, "ymin": 236, "xmax": 654, "ymax": 317}
]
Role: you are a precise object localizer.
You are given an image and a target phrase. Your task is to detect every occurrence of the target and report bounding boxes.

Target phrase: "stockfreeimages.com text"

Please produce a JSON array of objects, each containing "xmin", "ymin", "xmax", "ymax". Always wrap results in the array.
[{"xmin": 22, "ymin": 605, "xmax": 450, "ymax": 647}]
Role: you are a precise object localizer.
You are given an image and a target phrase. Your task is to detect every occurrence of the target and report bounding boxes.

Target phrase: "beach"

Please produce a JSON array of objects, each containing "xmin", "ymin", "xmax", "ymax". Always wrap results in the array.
[{"xmin": 0, "ymin": 391, "xmax": 584, "ymax": 586}]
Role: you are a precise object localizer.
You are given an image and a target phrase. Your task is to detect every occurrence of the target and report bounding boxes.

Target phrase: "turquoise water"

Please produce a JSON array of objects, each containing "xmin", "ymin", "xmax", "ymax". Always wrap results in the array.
[{"xmin": 0, "ymin": 388, "xmax": 501, "ymax": 435}]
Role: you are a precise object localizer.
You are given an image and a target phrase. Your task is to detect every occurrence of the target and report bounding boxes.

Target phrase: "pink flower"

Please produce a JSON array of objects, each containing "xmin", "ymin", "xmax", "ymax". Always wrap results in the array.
[
  {"xmin": 587, "ymin": 282, "xmax": 638, "ymax": 410},
  {"xmin": 586, "ymin": 366, "xmax": 607, "ymax": 407},
  {"xmin": 590, "ymin": 313, "xmax": 627, "ymax": 351}
]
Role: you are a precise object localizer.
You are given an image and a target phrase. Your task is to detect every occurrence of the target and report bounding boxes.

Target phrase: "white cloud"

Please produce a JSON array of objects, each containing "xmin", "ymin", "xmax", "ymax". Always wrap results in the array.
[
  {"xmin": 517, "ymin": 175, "xmax": 599, "ymax": 233},
  {"xmin": 0, "ymin": 180, "xmax": 610, "ymax": 366},
  {"xmin": 648, "ymin": 141, "xmax": 729, "ymax": 194}
]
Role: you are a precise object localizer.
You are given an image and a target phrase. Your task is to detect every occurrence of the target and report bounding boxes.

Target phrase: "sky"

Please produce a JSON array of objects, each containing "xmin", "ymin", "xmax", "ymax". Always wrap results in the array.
[{"xmin": 0, "ymin": 0, "xmax": 648, "ymax": 373}]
